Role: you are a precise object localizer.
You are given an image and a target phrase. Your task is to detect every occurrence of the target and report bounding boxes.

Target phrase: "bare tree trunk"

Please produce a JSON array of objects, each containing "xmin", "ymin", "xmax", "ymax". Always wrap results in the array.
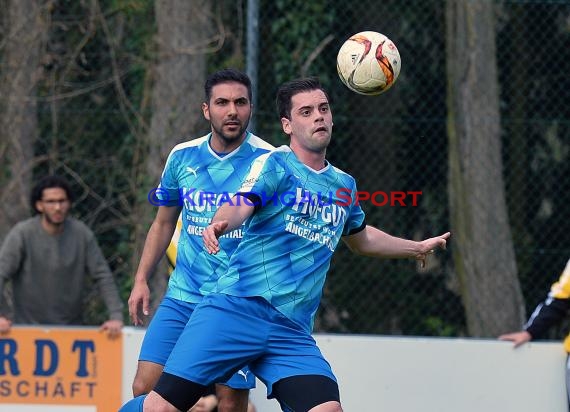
[
  {"xmin": 0, "ymin": 0, "xmax": 44, "ymax": 240},
  {"xmin": 446, "ymin": 0, "xmax": 525, "ymax": 337},
  {"xmin": 131, "ymin": 0, "xmax": 210, "ymax": 318},
  {"xmin": 147, "ymin": 0, "xmax": 211, "ymax": 179}
]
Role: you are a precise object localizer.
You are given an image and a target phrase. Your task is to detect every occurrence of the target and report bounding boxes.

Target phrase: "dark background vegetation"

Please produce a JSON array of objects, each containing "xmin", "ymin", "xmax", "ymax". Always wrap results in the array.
[{"xmin": 0, "ymin": 0, "xmax": 568, "ymax": 338}]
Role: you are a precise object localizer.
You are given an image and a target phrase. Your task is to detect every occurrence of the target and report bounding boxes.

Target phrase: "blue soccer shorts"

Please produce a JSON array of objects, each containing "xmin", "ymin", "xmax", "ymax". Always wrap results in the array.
[
  {"xmin": 138, "ymin": 295, "xmax": 255, "ymax": 390},
  {"xmin": 163, "ymin": 293, "xmax": 337, "ymax": 397}
]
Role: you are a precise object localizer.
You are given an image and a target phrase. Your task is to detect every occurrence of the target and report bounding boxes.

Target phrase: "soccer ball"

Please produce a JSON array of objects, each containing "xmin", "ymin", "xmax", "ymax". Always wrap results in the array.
[{"xmin": 336, "ymin": 31, "xmax": 401, "ymax": 96}]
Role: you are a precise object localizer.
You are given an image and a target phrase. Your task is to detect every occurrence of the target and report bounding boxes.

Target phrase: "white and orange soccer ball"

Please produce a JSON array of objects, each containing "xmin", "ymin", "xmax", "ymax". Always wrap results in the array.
[{"xmin": 336, "ymin": 31, "xmax": 401, "ymax": 96}]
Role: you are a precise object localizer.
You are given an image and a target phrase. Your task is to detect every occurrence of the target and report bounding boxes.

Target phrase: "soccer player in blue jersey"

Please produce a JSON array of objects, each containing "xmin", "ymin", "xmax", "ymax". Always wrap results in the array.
[
  {"xmin": 125, "ymin": 68, "xmax": 273, "ymax": 411},
  {"xmin": 123, "ymin": 77, "xmax": 450, "ymax": 412}
]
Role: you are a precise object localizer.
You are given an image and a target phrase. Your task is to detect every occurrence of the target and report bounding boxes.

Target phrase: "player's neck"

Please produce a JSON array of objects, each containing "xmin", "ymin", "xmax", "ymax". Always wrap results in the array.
[
  {"xmin": 289, "ymin": 143, "xmax": 327, "ymax": 171},
  {"xmin": 209, "ymin": 132, "xmax": 247, "ymax": 154}
]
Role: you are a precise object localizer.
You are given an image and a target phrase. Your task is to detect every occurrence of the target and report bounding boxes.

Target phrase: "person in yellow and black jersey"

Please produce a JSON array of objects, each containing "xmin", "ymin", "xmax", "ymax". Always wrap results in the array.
[
  {"xmin": 499, "ymin": 258, "xmax": 570, "ymax": 407},
  {"xmin": 165, "ymin": 218, "xmax": 182, "ymax": 275}
]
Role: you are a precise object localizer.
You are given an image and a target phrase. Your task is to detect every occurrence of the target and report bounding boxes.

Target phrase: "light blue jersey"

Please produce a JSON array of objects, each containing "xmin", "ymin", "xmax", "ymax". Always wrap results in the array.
[
  {"xmin": 216, "ymin": 145, "xmax": 366, "ymax": 333},
  {"xmin": 157, "ymin": 132, "xmax": 274, "ymax": 303}
]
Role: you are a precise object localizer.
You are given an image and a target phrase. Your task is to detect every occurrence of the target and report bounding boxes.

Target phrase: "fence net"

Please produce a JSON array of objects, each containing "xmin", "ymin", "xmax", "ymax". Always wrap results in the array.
[{"xmin": 0, "ymin": 0, "xmax": 568, "ymax": 338}]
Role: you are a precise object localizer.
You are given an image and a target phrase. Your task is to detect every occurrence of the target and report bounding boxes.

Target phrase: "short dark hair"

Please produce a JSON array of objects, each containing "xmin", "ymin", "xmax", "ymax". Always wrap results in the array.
[
  {"xmin": 276, "ymin": 77, "xmax": 330, "ymax": 120},
  {"xmin": 204, "ymin": 68, "xmax": 253, "ymax": 103},
  {"xmin": 31, "ymin": 175, "xmax": 73, "ymax": 214}
]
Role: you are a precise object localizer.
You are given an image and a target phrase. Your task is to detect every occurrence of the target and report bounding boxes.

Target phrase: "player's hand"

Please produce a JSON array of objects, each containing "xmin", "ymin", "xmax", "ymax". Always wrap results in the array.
[
  {"xmin": 0, "ymin": 316, "xmax": 12, "ymax": 334},
  {"xmin": 189, "ymin": 394, "xmax": 218, "ymax": 412},
  {"xmin": 128, "ymin": 279, "xmax": 151, "ymax": 326},
  {"xmin": 498, "ymin": 331, "xmax": 532, "ymax": 348},
  {"xmin": 415, "ymin": 232, "xmax": 451, "ymax": 268},
  {"xmin": 100, "ymin": 319, "xmax": 123, "ymax": 339},
  {"xmin": 203, "ymin": 220, "xmax": 229, "ymax": 254}
]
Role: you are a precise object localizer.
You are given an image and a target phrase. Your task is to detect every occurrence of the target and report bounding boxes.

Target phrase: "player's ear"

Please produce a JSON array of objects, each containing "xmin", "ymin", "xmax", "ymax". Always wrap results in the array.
[
  {"xmin": 281, "ymin": 117, "xmax": 291, "ymax": 134},
  {"xmin": 202, "ymin": 102, "xmax": 210, "ymax": 120}
]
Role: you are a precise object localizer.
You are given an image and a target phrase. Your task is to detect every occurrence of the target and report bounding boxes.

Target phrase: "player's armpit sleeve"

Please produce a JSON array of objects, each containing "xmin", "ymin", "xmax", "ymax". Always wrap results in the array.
[
  {"xmin": 156, "ymin": 150, "xmax": 183, "ymax": 207},
  {"xmin": 237, "ymin": 192, "xmax": 262, "ymax": 212},
  {"xmin": 342, "ymin": 220, "xmax": 366, "ymax": 236},
  {"xmin": 524, "ymin": 297, "xmax": 570, "ymax": 339}
]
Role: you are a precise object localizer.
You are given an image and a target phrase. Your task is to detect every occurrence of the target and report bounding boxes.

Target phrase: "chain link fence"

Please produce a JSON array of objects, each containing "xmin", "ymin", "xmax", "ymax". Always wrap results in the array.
[
  {"xmin": 0, "ymin": 0, "xmax": 568, "ymax": 337},
  {"xmin": 253, "ymin": 0, "xmax": 570, "ymax": 336}
]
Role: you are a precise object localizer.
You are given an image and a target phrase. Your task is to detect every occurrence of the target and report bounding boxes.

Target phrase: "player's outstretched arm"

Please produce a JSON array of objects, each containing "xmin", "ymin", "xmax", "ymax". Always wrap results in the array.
[
  {"xmin": 498, "ymin": 331, "xmax": 532, "ymax": 348},
  {"xmin": 128, "ymin": 205, "xmax": 181, "ymax": 325},
  {"xmin": 342, "ymin": 226, "xmax": 450, "ymax": 267},
  {"xmin": 203, "ymin": 194, "xmax": 255, "ymax": 254}
]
